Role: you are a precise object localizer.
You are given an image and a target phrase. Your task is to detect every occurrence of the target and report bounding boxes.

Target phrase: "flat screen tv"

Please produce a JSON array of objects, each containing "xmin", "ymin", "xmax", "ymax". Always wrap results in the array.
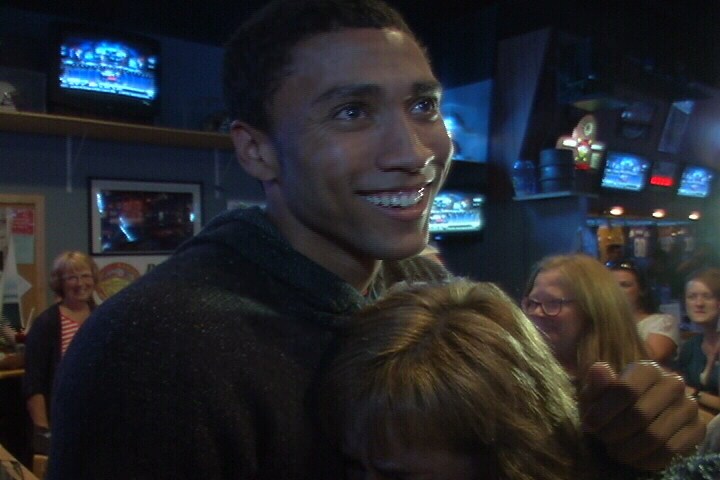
[
  {"xmin": 48, "ymin": 23, "xmax": 161, "ymax": 122},
  {"xmin": 677, "ymin": 165, "xmax": 715, "ymax": 198},
  {"xmin": 428, "ymin": 190, "xmax": 484, "ymax": 235},
  {"xmin": 600, "ymin": 151, "xmax": 651, "ymax": 192}
]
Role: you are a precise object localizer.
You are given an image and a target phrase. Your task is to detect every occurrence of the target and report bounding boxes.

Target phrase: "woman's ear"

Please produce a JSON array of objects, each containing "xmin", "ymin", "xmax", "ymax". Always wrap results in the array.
[{"xmin": 230, "ymin": 121, "xmax": 279, "ymax": 181}]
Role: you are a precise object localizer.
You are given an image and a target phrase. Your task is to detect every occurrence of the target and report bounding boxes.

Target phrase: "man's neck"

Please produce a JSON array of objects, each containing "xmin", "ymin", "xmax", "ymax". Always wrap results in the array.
[{"xmin": 266, "ymin": 207, "xmax": 382, "ymax": 292}]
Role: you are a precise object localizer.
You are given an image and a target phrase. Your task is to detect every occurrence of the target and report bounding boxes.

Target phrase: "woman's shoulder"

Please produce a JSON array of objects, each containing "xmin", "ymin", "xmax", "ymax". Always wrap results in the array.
[
  {"xmin": 641, "ymin": 312, "xmax": 678, "ymax": 325},
  {"xmin": 639, "ymin": 313, "xmax": 679, "ymax": 337},
  {"xmin": 29, "ymin": 304, "xmax": 61, "ymax": 329}
]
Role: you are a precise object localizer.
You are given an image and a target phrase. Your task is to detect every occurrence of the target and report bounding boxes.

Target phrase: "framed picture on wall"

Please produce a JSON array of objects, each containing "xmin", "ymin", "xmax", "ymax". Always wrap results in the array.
[{"xmin": 89, "ymin": 179, "xmax": 202, "ymax": 255}]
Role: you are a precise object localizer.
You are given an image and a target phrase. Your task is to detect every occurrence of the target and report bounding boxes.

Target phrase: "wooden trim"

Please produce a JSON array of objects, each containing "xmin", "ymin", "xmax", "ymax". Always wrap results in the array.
[{"xmin": 0, "ymin": 194, "xmax": 47, "ymax": 327}]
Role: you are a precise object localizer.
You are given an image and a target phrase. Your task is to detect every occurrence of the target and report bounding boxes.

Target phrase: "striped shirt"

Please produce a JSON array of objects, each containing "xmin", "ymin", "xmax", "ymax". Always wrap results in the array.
[{"xmin": 60, "ymin": 312, "xmax": 81, "ymax": 357}]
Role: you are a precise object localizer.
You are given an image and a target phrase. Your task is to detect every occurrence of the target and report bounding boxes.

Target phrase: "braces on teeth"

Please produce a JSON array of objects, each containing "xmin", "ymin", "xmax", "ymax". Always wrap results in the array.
[{"xmin": 364, "ymin": 190, "xmax": 424, "ymax": 207}]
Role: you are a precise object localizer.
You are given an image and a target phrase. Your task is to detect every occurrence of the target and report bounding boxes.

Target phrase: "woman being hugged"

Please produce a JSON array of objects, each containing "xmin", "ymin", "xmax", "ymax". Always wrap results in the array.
[
  {"xmin": 321, "ymin": 280, "xmax": 586, "ymax": 480},
  {"xmin": 23, "ymin": 251, "xmax": 99, "ymax": 434}
]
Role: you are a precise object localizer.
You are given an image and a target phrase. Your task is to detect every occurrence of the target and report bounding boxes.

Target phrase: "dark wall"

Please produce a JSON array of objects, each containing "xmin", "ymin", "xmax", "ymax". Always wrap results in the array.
[
  {"xmin": 0, "ymin": 6, "xmax": 228, "ymax": 130},
  {"xmin": 0, "ymin": 131, "xmax": 263, "ymax": 303},
  {"xmin": 0, "ymin": 6, "xmax": 264, "ymax": 304}
]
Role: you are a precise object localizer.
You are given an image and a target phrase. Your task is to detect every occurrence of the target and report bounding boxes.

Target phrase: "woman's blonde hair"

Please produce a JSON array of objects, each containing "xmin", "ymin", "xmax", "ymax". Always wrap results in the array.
[
  {"xmin": 49, "ymin": 251, "xmax": 99, "ymax": 301},
  {"xmin": 523, "ymin": 253, "xmax": 647, "ymax": 380},
  {"xmin": 321, "ymin": 280, "xmax": 585, "ymax": 480}
]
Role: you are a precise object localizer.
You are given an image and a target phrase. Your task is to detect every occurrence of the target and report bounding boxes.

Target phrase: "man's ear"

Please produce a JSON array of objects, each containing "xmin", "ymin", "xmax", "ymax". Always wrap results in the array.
[{"xmin": 230, "ymin": 121, "xmax": 279, "ymax": 181}]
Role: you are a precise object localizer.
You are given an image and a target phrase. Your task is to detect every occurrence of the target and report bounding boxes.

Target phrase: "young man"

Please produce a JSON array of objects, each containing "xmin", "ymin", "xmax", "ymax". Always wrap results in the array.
[{"xmin": 49, "ymin": 1, "xmax": 702, "ymax": 479}]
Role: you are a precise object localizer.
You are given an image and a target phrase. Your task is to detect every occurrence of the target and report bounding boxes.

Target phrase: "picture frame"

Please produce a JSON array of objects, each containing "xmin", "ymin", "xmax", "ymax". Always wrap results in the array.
[{"xmin": 89, "ymin": 179, "xmax": 202, "ymax": 255}]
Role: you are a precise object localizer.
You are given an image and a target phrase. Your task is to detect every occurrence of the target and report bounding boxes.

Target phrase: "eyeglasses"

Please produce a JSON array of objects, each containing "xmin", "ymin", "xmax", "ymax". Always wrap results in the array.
[
  {"xmin": 521, "ymin": 297, "xmax": 575, "ymax": 317},
  {"xmin": 606, "ymin": 260, "xmax": 637, "ymax": 272},
  {"xmin": 63, "ymin": 273, "xmax": 94, "ymax": 284}
]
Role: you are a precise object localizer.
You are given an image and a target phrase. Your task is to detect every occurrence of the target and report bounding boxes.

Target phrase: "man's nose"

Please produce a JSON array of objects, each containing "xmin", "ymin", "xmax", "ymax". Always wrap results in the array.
[{"xmin": 376, "ymin": 113, "xmax": 437, "ymax": 172}]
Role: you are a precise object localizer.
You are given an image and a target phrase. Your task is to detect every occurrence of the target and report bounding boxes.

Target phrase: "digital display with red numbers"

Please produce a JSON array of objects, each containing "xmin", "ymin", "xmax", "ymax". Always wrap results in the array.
[{"xmin": 649, "ymin": 160, "xmax": 678, "ymax": 189}]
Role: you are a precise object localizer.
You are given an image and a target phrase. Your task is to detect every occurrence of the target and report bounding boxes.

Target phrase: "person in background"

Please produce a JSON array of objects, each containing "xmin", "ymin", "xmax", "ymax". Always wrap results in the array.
[
  {"xmin": 321, "ymin": 280, "xmax": 588, "ymax": 480},
  {"xmin": 522, "ymin": 253, "xmax": 647, "ymax": 383},
  {"xmin": 608, "ymin": 260, "xmax": 679, "ymax": 365},
  {"xmin": 520, "ymin": 254, "xmax": 690, "ymax": 468},
  {"xmin": 49, "ymin": 1, "xmax": 703, "ymax": 478},
  {"xmin": 23, "ymin": 251, "xmax": 98, "ymax": 449},
  {"xmin": 604, "ymin": 243, "xmax": 624, "ymax": 266},
  {"xmin": 322, "ymin": 280, "xmax": 717, "ymax": 480},
  {"xmin": 673, "ymin": 268, "xmax": 720, "ymax": 410}
]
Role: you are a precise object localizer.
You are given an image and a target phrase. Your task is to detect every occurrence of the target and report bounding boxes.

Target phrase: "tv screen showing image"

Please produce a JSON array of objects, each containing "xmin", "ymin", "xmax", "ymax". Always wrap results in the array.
[
  {"xmin": 677, "ymin": 165, "xmax": 715, "ymax": 198},
  {"xmin": 428, "ymin": 190, "xmax": 484, "ymax": 234},
  {"xmin": 49, "ymin": 23, "xmax": 160, "ymax": 121},
  {"xmin": 59, "ymin": 37, "xmax": 158, "ymax": 101},
  {"xmin": 600, "ymin": 152, "xmax": 651, "ymax": 192}
]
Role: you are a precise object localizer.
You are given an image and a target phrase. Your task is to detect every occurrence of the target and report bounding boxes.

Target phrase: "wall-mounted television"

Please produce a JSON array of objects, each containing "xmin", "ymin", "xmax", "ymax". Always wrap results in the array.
[
  {"xmin": 600, "ymin": 151, "xmax": 651, "ymax": 192},
  {"xmin": 677, "ymin": 165, "xmax": 715, "ymax": 198},
  {"xmin": 48, "ymin": 23, "xmax": 161, "ymax": 123},
  {"xmin": 428, "ymin": 190, "xmax": 484, "ymax": 235}
]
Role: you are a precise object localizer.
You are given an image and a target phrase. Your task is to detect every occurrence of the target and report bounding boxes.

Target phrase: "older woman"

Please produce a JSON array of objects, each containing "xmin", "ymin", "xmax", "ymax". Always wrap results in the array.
[
  {"xmin": 521, "ymin": 253, "xmax": 647, "ymax": 385},
  {"xmin": 23, "ymin": 251, "xmax": 99, "ymax": 432}
]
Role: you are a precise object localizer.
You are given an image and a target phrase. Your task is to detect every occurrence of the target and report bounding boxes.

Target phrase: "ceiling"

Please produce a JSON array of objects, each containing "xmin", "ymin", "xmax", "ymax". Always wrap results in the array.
[
  {"xmin": 4, "ymin": 0, "xmax": 493, "ymax": 47},
  {"xmin": 5, "ymin": 0, "xmax": 720, "ymax": 88}
]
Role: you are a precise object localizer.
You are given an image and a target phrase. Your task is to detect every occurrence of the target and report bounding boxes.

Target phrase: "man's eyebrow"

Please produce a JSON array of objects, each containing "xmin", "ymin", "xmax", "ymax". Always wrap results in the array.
[
  {"xmin": 312, "ymin": 81, "xmax": 443, "ymax": 106},
  {"xmin": 312, "ymin": 84, "xmax": 381, "ymax": 105},
  {"xmin": 413, "ymin": 81, "xmax": 443, "ymax": 97}
]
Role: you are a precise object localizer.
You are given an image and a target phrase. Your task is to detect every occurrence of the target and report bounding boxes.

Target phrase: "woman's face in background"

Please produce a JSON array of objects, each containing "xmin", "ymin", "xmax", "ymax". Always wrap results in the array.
[
  {"xmin": 685, "ymin": 279, "xmax": 720, "ymax": 326},
  {"xmin": 525, "ymin": 268, "xmax": 584, "ymax": 374},
  {"xmin": 612, "ymin": 269, "xmax": 640, "ymax": 312},
  {"xmin": 61, "ymin": 265, "xmax": 95, "ymax": 304}
]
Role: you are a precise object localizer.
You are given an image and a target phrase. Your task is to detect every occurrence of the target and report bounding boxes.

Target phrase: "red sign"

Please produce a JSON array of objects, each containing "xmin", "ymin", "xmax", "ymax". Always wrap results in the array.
[
  {"xmin": 650, "ymin": 176, "xmax": 674, "ymax": 187},
  {"xmin": 11, "ymin": 208, "xmax": 35, "ymax": 235}
]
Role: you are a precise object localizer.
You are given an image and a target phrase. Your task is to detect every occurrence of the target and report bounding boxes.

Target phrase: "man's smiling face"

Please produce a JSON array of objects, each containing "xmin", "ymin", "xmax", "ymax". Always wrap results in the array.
[{"xmin": 262, "ymin": 27, "xmax": 453, "ymax": 264}]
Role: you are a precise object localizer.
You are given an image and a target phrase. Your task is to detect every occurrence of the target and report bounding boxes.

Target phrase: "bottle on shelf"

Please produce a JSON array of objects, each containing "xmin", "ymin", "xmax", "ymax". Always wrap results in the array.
[{"xmin": 512, "ymin": 159, "xmax": 537, "ymax": 197}]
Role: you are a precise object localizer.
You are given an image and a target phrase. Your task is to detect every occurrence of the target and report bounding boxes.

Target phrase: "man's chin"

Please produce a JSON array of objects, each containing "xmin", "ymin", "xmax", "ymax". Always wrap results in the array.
[{"xmin": 375, "ymin": 240, "xmax": 428, "ymax": 261}]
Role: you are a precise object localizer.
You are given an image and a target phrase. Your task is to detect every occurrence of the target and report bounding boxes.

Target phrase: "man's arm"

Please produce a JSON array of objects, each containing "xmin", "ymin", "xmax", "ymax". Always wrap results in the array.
[{"xmin": 579, "ymin": 361, "xmax": 705, "ymax": 472}]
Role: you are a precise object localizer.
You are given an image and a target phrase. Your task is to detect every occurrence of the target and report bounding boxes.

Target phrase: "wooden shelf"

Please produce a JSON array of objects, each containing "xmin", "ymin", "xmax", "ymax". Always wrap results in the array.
[{"xmin": 0, "ymin": 110, "xmax": 233, "ymax": 150}]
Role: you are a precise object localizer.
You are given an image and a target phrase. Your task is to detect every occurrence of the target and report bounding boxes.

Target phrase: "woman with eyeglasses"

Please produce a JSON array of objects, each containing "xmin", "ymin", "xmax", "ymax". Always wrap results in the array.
[
  {"xmin": 521, "ymin": 253, "xmax": 647, "ymax": 384},
  {"xmin": 673, "ymin": 268, "xmax": 720, "ymax": 404},
  {"xmin": 608, "ymin": 261, "xmax": 679, "ymax": 365},
  {"xmin": 23, "ymin": 251, "xmax": 99, "ymax": 441}
]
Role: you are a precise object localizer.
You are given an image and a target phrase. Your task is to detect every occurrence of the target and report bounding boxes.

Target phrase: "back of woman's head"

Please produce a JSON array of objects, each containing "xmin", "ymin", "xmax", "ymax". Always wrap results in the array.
[
  {"xmin": 321, "ymin": 280, "xmax": 584, "ymax": 480},
  {"xmin": 524, "ymin": 254, "xmax": 646, "ymax": 377},
  {"xmin": 687, "ymin": 267, "xmax": 720, "ymax": 298}
]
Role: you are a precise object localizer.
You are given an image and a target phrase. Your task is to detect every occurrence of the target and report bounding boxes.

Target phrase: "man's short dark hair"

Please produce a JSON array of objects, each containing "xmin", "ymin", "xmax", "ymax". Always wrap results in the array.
[{"xmin": 223, "ymin": 0, "xmax": 419, "ymax": 132}]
